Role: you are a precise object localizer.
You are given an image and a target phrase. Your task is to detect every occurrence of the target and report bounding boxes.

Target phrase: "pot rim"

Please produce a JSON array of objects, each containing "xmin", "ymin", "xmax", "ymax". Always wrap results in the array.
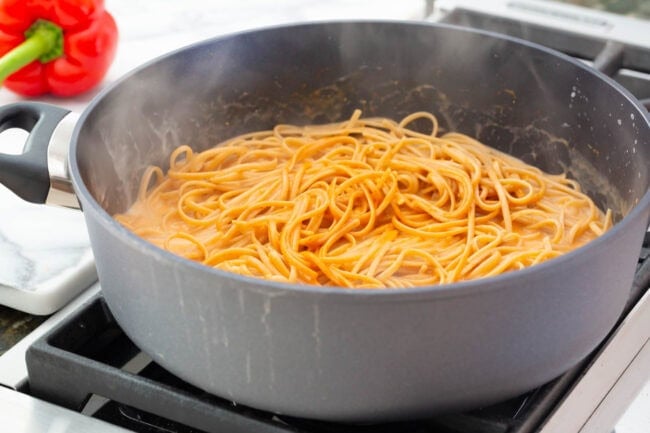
[{"xmin": 69, "ymin": 19, "xmax": 650, "ymax": 299}]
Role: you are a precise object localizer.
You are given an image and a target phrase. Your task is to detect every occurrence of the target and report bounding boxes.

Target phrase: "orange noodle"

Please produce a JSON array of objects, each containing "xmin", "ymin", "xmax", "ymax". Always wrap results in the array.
[{"xmin": 114, "ymin": 110, "xmax": 612, "ymax": 288}]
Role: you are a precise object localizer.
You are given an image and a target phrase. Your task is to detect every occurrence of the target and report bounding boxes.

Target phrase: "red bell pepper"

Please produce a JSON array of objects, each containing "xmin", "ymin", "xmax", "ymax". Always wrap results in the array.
[{"xmin": 0, "ymin": 0, "xmax": 118, "ymax": 97}]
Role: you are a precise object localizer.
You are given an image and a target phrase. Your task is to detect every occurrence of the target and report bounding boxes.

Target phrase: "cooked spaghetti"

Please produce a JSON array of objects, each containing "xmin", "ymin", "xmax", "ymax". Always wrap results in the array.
[{"xmin": 114, "ymin": 110, "xmax": 612, "ymax": 288}]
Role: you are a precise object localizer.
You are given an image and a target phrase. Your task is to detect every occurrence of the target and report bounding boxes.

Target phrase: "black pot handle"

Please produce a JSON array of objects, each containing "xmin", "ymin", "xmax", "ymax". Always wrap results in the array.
[{"xmin": 0, "ymin": 102, "xmax": 70, "ymax": 203}]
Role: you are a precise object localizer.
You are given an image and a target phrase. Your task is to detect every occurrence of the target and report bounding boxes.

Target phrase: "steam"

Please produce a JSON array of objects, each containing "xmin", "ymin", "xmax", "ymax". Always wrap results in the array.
[{"xmin": 75, "ymin": 22, "xmax": 647, "ymax": 220}]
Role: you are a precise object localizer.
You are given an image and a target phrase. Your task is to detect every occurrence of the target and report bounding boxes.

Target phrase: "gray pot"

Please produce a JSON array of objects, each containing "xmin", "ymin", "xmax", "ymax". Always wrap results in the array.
[{"xmin": 1, "ymin": 21, "xmax": 648, "ymax": 421}]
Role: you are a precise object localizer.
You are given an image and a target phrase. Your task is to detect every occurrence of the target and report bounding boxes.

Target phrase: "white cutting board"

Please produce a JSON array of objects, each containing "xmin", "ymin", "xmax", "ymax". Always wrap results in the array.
[{"xmin": 0, "ymin": 130, "xmax": 96, "ymax": 315}]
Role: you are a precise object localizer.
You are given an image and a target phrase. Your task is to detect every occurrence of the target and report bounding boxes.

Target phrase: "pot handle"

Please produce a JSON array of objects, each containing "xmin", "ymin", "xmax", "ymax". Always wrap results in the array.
[{"xmin": 0, "ymin": 102, "xmax": 72, "ymax": 204}]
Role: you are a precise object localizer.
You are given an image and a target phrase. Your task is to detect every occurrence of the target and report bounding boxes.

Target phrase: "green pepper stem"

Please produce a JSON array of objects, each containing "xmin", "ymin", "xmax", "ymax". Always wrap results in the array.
[{"xmin": 0, "ymin": 19, "xmax": 63, "ymax": 86}]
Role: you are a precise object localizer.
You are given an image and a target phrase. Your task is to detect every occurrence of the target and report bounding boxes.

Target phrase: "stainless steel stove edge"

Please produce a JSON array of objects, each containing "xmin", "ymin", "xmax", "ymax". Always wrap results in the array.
[
  {"xmin": 0, "ymin": 284, "xmax": 101, "ymax": 390},
  {"xmin": 539, "ymin": 288, "xmax": 650, "ymax": 433},
  {"xmin": 0, "ymin": 385, "xmax": 131, "ymax": 433}
]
